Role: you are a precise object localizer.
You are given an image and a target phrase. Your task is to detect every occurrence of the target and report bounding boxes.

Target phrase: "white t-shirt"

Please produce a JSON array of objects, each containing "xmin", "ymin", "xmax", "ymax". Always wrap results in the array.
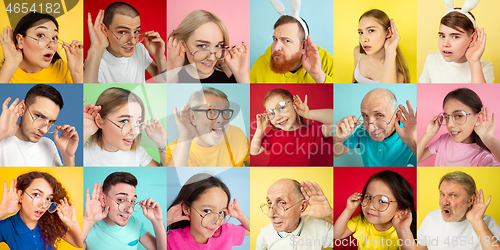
[
  {"xmin": 84, "ymin": 142, "xmax": 153, "ymax": 167},
  {"xmin": 419, "ymin": 51, "xmax": 494, "ymax": 83},
  {"xmin": 0, "ymin": 136, "xmax": 62, "ymax": 166},
  {"xmin": 98, "ymin": 43, "xmax": 154, "ymax": 83},
  {"xmin": 418, "ymin": 209, "xmax": 500, "ymax": 249}
]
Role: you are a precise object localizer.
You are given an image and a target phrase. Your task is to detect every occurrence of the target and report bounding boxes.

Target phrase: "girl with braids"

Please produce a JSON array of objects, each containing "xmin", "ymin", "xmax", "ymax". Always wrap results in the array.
[{"xmin": 0, "ymin": 171, "xmax": 83, "ymax": 249}]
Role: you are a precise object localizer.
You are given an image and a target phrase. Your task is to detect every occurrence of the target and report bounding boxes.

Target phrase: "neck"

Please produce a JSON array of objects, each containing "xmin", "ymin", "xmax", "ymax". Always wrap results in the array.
[
  {"xmin": 291, "ymin": 59, "xmax": 303, "ymax": 72},
  {"xmin": 14, "ymin": 126, "xmax": 29, "ymax": 142},
  {"xmin": 454, "ymin": 54, "xmax": 468, "ymax": 64},
  {"xmin": 373, "ymin": 221, "xmax": 393, "ymax": 232},
  {"xmin": 106, "ymin": 47, "xmax": 124, "ymax": 58},
  {"xmin": 19, "ymin": 209, "xmax": 38, "ymax": 230},
  {"xmin": 18, "ymin": 60, "xmax": 44, "ymax": 74},
  {"xmin": 99, "ymin": 138, "xmax": 120, "ymax": 152},
  {"xmin": 102, "ymin": 215, "xmax": 117, "ymax": 226},
  {"xmin": 367, "ymin": 47, "xmax": 386, "ymax": 63}
]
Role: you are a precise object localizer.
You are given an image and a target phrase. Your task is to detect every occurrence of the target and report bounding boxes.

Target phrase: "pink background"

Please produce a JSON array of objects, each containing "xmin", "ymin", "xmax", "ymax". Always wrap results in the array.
[{"xmin": 417, "ymin": 84, "xmax": 500, "ymax": 166}]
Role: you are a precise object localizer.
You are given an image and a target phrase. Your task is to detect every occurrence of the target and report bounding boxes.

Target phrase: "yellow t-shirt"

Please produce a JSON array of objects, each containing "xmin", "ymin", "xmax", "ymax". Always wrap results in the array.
[
  {"xmin": 347, "ymin": 214, "xmax": 401, "ymax": 250},
  {"xmin": 1, "ymin": 59, "xmax": 72, "ymax": 83},
  {"xmin": 166, "ymin": 125, "xmax": 250, "ymax": 166},
  {"xmin": 250, "ymin": 45, "xmax": 334, "ymax": 83}
]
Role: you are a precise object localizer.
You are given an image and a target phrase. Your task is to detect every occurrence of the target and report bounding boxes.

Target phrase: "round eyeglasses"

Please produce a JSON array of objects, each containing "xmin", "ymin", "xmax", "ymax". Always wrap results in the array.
[
  {"xmin": 107, "ymin": 195, "xmax": 141, "ymax": 213},
  {"xmin": 264, "ymin": 101, "xmax": 292, "ymax": 120},
  {"xmin": 25, "ymin": 192, "xmax": 58, "ymax": 213},
  {"xmin": 26, "ymin": 35, "xmax": 65, "ymax": 51},
  {"xmin": 186, "ymin": 46, "xmax": 228, "ymax": 63},
  {"xmin": 108, "ymin": 28, "xmax": 145, "ymax": 45},
  {"xmin": 27, "ymin": 108, "xmax": 58, "ymax": 133},
  {"xmin": 437, "ymin": 110, "xmax": 471, "ymax": 126},
  {"xmin": 191, "ymin": 109, "xmax": 234, "ymax": 120},
  {"xmin": 106, "ymin": 118, "xmax": 145, "ymax": 137},
  {"xmin": 260, "ymin": 199, "xmax": 303, "ymax": 218},
  {"xmin": 187, "ymin": 202, "xmax": 229, "ymax": 229},
  {"xmin": 357, "ymin": 109, "xmax": 398, "ymax": 131},
  {"xmin": 361, "ymin": 195, "xmax": 396, "ymax": 212}
]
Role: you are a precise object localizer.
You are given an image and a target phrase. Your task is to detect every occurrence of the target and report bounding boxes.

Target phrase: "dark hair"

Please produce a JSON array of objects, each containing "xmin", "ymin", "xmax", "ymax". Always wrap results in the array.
[
  {"xmin": 359, "ymin": 170, "xmax": 416, "ymax": 238},
  {"xmin": 24, "ymin": 84, "xmax": 64, "ymax": 109},
  {"xmin": 102, "ymin": 172, "xmax": 138, "ymax": 194},
  {"xmin": 103, "ymin": 2, "xmax": 140, "ymax": 27},
  {"xmin": 13, "ymin": 12, "xmax": 62, "ymax": 63},
  {"xmin": 274, "ymin": 15, "xmax": 309, "ymax": 41},
  {"xmin": 263, "ymin": 88, "xmax": 304, "ymax": 130},
  {"xmin": 443, "ymin": 88, "xmax": 488, "ymax": 152},
  {"xmin": 168, "ymin": 173, "xmax": 231, "ymax": 237},
  {"xmin": 441, "ymin": 9, "xmax": 476, "ymax": 36},
  {"xmin": 17, "ymin": 171, "xmax": 69, "ymax": 250}
]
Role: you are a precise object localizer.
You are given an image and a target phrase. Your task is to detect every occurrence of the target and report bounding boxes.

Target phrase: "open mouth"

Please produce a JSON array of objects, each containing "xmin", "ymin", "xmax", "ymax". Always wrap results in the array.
[
  {"xmin": 119, "ymin": 214, "xmax": 130, "ymax": 221},
  {"xmin": 123, "ymin": 46, "xmax": 134, "ymax": 53},
  {"xmin": 276, "ymin": 118, "xmax": 288, "ymax": 127},
  {"xmin": 34, "ymin": 133, "xmax": 42, "ymax": 139},
  {"xmin": 43, "ymin": 53, "xmax": 53, "ymax": 62},
  {"xmin": 35, "ymin": 210, "xmax": 44, "ymax": 217},
  {"xmin": 442, "ymin": 50, "xmax": 452, "ymax": 56},
  {"xmin": 201, "ymin": 61, "xmax": 214, "ymax": 67},
  {"xmin": 212, "ymin": 128, "xmax": 224, "ymax": 136},
  {"xmin": 363, "ymin": 45, "xmax": 371, "ymax": 51},
  {"xmin": 123, "ymin": 138, "xmax": 134, "ymax": 146},
  {"xmin": 443, "ymin": 208, "xmax": 451, "ymax": 215},
  {"xmin": 450, "ymin": 131, "xmax": 460, "ymax": 137}
]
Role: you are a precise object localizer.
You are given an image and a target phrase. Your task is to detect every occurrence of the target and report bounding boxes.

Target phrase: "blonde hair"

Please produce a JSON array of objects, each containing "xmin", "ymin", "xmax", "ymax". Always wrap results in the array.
[
  {"xmin": 89, "ymin": 87, "xmax": 145, "ymax": 151},
  {"xmin": 168, "ymin": 10, "xmax": 230, "ymax": 72},
  {"xmin": 263, "ymin": 88, "xmax": 304, "ymax": 131},
  {"xmin": 359, "ymin": 9, "xmax": 410, "ymax": 83}
]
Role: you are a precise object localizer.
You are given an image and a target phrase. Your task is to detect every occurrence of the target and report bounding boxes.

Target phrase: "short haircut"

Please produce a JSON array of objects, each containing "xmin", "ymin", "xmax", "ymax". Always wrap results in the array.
[
  {"xmin": 102, "ymin": 172, "xmax": 138, "ymax": 194},
  {"xmin": 187, "ymin": 87, "xmax": 228, "ymax": 108},
  {"xmin": 439, "ymin": 171, "xmax": 476, "ymax": 198},
  {"xmin": 274, "ymin": 15, "xmax": 309, "ymax": 41},
  {"xmin": 24, "ymin": 84, "xmax": 64, "ymax": 109},
  {"xmin": 441, "ymin": 9, "xmax": 475, "ymax": 36},
  {"xmin": 103, "ymin": 2, "xmax": 140, "ymax": 27}
]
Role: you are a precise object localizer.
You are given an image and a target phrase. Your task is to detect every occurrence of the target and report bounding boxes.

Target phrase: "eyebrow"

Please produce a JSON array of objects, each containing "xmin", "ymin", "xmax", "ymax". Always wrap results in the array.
[
  {"xmin": 115, "ymin": 25, "xmax": 141, "ymax": 30},
  {"xmin": 358, "ymin": 26, "xmax": 376, "ymax": 31},
  {"xmin": 116, "ymin": 114, "xmax": 143, "ymax": 120},
  {"xmin": 32, "ymin": 110, "xmax": 57, "ymax": 123},
  {"xmin": 34, "ymin": 26, "xmax": 58, "ymax": 33},
  {"xmin": 32, "ymin": 188, "xmax": 54, "ymax": 196},
  {"xmin": 438, "ymin": 32, "xmax": 462, "ymax": 36},
  {"xmin": 115, "ymin": 192, "xmax": 137, "ymax": 198}
]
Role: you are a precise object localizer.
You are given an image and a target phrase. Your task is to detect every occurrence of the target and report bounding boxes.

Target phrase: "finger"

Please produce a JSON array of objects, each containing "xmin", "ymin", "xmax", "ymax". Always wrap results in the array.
[
  {"xmin": 3, "ymin": 97, "xmax": 11, "ymax": 109},
  {"xmin": 86, "ymin": 188, "xmax": 90, "ymax": 201},
  {"xmin": 485, "ymin": 195, "xmax": 492, "ymax": 207},
  {"xmin": 242, "ymin": 41, "xmax": 249, "ymax": 54},
  {"xmin": 8, "ymin": 98, "xmax": 19, "ymax": 110},
  {"xmin": 3, "ymin": 180, "xmax": 7, "ymax": 196}
]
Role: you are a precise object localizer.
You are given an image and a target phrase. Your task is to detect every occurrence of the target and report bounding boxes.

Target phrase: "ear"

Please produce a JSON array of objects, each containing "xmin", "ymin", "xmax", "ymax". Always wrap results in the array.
[
  {"xmin": 181, "ymin": 201, "xmax": 190, "ymax": 216},
  {"xmin": 17, "ymin": 190, "xmax": 22, "ymax": 203},
  {"xmin": 301, "ymin": 39, "xmax": 306, "ymax": 52},
  {"xmin": 467, "ymin": 193, "xmax": 476, "ymax": 209},
  {"xmin": 386, "ymin": 27, "xmax": 393, "ymax": 39},
  {"xmin": 99, "ymin": 192, "xmax": 106, "ymax": 207},
  {"xmin": 188, "ymin": 110, "xmax": 196, "ymax": 126},
  {"xmin": 468, "ymin": 29, "xmax": 478, "ymax": 48},
  {"xmin": 180, "ymin": 40, "xmax": 187, "ymax": 53},
  {"xmin": 100, "ymin": 23, "xmax": 109, "ymax": 38},
  {"xmin": 18, "ymin": 100, "xmax": 26, "ymax": 117},
  {"xmin": 300, "ymin": 199, "xmax": 308, "ymax": 212},
  {"xmin": 95, "ymin": 113, "xmax": 103, "ymax": 128},
  {"xmin": 16, "ymin": 34, "xmax": 24, "ymax": 49}
]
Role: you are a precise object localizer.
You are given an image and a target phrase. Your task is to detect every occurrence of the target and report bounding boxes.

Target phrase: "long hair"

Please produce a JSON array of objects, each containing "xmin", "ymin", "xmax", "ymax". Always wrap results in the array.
[
  {"xmin": 359, "ymin": 170, "xmax": 417, "ymax": 238},
  {"xmin": 167, "ymin": 10, "xmax": 229, "ymax": 72},
  {"xmin": 441, "ymin": 9, "xmax": 475, "ymax": 36},
  {"xmin": 263, "ymin": 88, "xmax": 304, "ymax": 131},
  {"xmin": 358, "ymin": 9, "xmax": 410, "ymax": 83},
  {"xmin": 443, "ymin": 88, "xmax": 489, "ymax": 152},
  {"xmin": 88, "ymin": 87, "xmax": 145, "ymax": 151},
  {"xmin": 16, "ymin": 171, "xmax": 69, "ymax": 250}
]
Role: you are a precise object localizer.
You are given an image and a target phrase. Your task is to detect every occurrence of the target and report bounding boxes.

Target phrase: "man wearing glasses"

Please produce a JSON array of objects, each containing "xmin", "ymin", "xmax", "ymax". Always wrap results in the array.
[
  {"xmin": 84, "ymin": 172, "xmax": 166, "ymax": 250},
  {"xmin": 167, "ymin": 87, "xmax": 250, "ymax": 166},
  {"xmin": 417, "ymin": 171, "xmax": 500, "ymax": 250},
  {"xmin": 256, "ymin": 179, "xmax": 334, "ymax": 249},
  {"xmin": 334, "ymin": 88, "xmax": 417, "ymax": 166},
  {"xmin": 0, "ymin": 84, "xmax": 78, "ymax": 166},
  {"xmin": 84, "ymin": 2, "xmax": 167, "ymax": 83}
]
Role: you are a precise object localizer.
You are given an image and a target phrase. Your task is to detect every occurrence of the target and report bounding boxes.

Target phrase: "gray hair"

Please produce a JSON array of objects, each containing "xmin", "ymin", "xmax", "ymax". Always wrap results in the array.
[
  {"xmin": 439, "ymin": 171, "xmax": 476, "ymax": 198},
  {"xmin": 187, "ymin": 87, "xmax": 229, "ymax": 108},
  {"xmin": 363, "ymin": 88, "xmax": 398, "ymax": 113}
]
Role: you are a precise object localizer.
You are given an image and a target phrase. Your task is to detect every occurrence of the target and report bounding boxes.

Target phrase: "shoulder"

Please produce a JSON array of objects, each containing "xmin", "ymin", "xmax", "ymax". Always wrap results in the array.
[{"xmin": 353, "ymin": 46, "xmax": 361, "ymax": 61}]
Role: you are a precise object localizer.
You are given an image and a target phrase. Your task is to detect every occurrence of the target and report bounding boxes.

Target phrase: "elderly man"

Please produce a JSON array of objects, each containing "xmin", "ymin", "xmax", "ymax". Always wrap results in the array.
[
  {"xmin": 167, "ymin": 87, "xmax": 250, "ymax": 166},
  {"xmin": 418, "ymin": 171, "xmax": 500, "ymax": 250},
  {"xmin": 334, "ymin": 88, "xmax": 416, "ymax": 166},
  {"xmin": 250, "ymin": 15, "xmax": 334, "ymax": 83},
  {"xmin": 256, "ymin": 179, "xmax": 334, "ymax": 249}
]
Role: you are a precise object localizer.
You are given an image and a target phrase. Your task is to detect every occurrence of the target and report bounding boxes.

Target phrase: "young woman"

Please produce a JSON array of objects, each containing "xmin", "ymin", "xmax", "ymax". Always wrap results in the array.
[
  {"xmin": 166, "ymin": 10, "xmax": 249, "ymax": 83},
  {"xmin": 353, "ymin": 9, "xmax": 409, "ymax": 83},
  {"xmin": 0, "ymin": 12, "xmax": 83, "ymax": 83}
]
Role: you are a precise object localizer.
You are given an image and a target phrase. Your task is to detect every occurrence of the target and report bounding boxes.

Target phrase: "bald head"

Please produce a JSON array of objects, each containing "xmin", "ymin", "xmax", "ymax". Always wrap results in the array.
[
  {"xmin": 361, "ymin": 88, "xmax": 398, "ymax": 113},
  {"xmin": 268, "ymin": 178, "xmax": 304, "ymax": 202}
]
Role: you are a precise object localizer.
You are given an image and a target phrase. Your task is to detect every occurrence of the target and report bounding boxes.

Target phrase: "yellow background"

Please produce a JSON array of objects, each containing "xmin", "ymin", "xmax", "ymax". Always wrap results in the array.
[
  {"xmin": 334, "ymin": 0, "xmax": 417, "ymax": 83},
  {"xmin": 417, "ymin": 167, "xmax": 500, "ymax": 229},
  {"xmin": 0, "ymin": 0, "xmax": 83, "ymax": 64},
  {"xmin": 250, "ymin": 167, "xmax": 333, "ymax": 250},
  {"xmin": 0, "ymin": 167, "xmax": 83, "ymax": 250},
  {"xmin": 417, "ymin": 0, "xmax": 500, "ymax": 83}
]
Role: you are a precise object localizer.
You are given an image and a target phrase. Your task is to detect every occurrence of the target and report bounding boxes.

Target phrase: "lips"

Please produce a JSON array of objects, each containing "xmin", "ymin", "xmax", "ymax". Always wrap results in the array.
[
  {"xmin": 123, "ymin": 138, "xmax": 134, "ymax": 146},
  {"xmin": 119, "ymin": 214, "xmax": 130, "ymax": 221},
  {"xmin": 34, "ymin": 133, "xmax": 42, "ymax": 139},
  {"xmin": 363, "ymin": 45, "xmax": 371, "ymax": 51},
  {"xmin": 272, "ymin": 221, "xmax": 283, "ymax": 228},
  {"xmin": 442, "ymin": 50, "xmax": 452, "ymax": 56},
  {"xmin": 43, "ymin": 53, "xmax": 53, "ymax": 62},
  {"xmin": 201, "ymin": 61, "xmax": 214, "ymax": 67},
  {"xmin": 366, "ymin": 212, "xmax": 377, "ymax": 217},
  {"xmin": 276, "ymin": 118, "xmax": 288, "ymax": 127},
  {"xmin": 123, "ymin": 46, "xmax": 134, "ymax": 53},
  {"xmin": 35, "ymin": 210, "xmax": 44, "ymax": 218},
  {"xmin": 212, "ymin": 128, "xmax": 224, "ymax": 136},
  {"xmin": 450, "ymin": 131, "xmax": 460, "ymax": 137}
]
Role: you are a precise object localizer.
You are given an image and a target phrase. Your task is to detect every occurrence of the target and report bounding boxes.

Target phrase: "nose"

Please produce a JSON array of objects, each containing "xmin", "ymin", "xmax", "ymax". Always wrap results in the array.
[
  {"xmin": 443, "ymin": 37, "xmax": 450, "ymax": 47},
  {"xmin": 360, "ymin": 33, "xmax": 368, "ymax": 42},
  {"xmin": 268, "ymin": 206, "xmax": 277, "ymax": 218},
  {"xmin": 273, "ymin": 40, "xmax": 283, "ymax": 52}
]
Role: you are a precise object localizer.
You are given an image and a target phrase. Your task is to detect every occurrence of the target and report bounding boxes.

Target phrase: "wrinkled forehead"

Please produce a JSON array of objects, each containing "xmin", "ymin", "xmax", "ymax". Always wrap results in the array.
[
  {"xmin": 273, "ymin": 22, "xmax": 302, "ymax": 41},
  {"xmin": 267, "ymin": 182, "xmax": 294, "ymax": 201},
  {"xmin": 439, "ymin": 180, "xmax": 468, "ymax": 194},
  {"xmin": 360, "ymin": 98, "xmax": 393, "ymax": 115}
]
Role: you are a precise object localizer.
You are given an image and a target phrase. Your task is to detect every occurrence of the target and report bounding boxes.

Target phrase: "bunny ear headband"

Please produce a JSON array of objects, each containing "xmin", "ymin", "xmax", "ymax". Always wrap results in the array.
[
  {"xmin": 270, "ymin": 0, "xmax": 309, "ymax": 38},
  {"xmin": 443, "ymin": 0, "xmax": 480, "ymax": 28}
]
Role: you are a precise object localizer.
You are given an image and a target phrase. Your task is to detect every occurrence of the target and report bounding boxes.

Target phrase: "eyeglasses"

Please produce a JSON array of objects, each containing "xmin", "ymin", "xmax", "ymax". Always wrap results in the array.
[
  {"xmin": 358, "ymin": 109, "xmax": 398, "ymax": 131},
  {"xmin": 25, "ymin": 192, "xmax": 58, "ymax": 213},
  {"xmin": 27, "ymin": 108, "xmax": 58, "ymax": 133},
  {"xmin": 107, "ymin": 28, "xmax": 145, "ymax": 45},
  {"xmin": 106, "ymin": 118, "xmax": 145, "ymax": 137},
  {"xmin": 260, "ymin": 199, "xmax": 304, "ymax": 218},
  {"xmin": 361, "ymin": 195, "xmax": 396, "ymax": 212},
  {"xmin": 25, "ymin": 35, "xmax": 64, "ymax": 51},
  {"xmin": 264, "ymin": 101, "xmax": 292, "ymax": 120},
  {"xmin": 186, "ymin": 46, "xmax": 228, "ymax": 63},
  {"xmin": 191, "ymin": 109, "xmax": 234, "ymax": 120},
  {"xmin": 187, "ymin": 202, "xmax": 229, "ymax": 229},
  {"xmin": 107, "ymin": 195, "xmax": 141, "ymax": 213},
  {"xmin": 438, "ymin": 110, "xmax": 472, "ymax": 126}
]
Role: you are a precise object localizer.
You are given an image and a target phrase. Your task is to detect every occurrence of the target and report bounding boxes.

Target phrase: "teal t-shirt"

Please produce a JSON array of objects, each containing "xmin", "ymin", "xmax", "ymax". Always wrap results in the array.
[{"xmin": 85, "ymin": 216, "xmax": 148, "ymax": 250}]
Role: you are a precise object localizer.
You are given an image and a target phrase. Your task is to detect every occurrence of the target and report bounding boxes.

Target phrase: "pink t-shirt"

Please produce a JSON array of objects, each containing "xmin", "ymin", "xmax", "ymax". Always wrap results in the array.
[
  {"xmin": 428, "ymin": 133, "xmax": 500, "ymax": 166},
  {"xmin": 167, "ymin": 223, "xmax": 245, "ymax": 250}
]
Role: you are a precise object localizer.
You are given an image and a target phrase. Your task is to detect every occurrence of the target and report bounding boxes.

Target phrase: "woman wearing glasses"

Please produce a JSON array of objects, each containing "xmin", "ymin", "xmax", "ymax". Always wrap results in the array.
[
  {"xmin": 0, "ymin": 12, "xmax": 83, "ymax": 83},
  {"xmin": 0, "ymin": 171, "xmax": 83, "ymax": 249},
  {"xmin": 83, "ymin": 87, "xmax": 166, "ymax": 166},
  {"xmin": 417, "ymin": 88, "xmax": 500, "ymax": 166},
  {"xmin": 166, "ymin": 10, "xmax": 249, "ymax": 83}
]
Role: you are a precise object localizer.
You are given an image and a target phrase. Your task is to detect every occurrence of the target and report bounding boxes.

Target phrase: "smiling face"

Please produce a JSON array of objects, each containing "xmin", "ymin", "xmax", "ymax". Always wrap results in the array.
[
  {"xmin": 102, "ymin": 182, "xmax": 137, "ymax": 227},
  {"xmin": 105, "ymin": 14, "xmax": 141, "ymax": 58},
  {"xmin": 358, "ymin": 17, "xmax": 388, "ymax": 55},
  {"xmin": 98, "ymin": 102, "xmax": 143, "ymax": 152},
  {"xmin": 361, "ymin": 179, "xmax": 398, "ymax": 231},
  {"xmin": 271, "ymin": 22, "xmax": 303, "ymax": 73},
  {"xmin": 266, "ymin": 179, "xmax": 305, "ymax": 233},
  {"xmin": 17, "ymin": 20, "xmax": 59, "ymax": 73},
  {"xmin": 360, "ymin": 89, "xmax": 397, "ymax": 141},
  {"xmin": 442, "ymin": 98, "xmax": 479, "ymax": 144},
  {"xmin": 18, "ymin": 178, "xmax": 54, "ymax": 226},
  {"xmin": 439, "ymin": 180, "xmax": 473, "ymax": 222},
  {"xmin": 264, "ymin": 95, "xmax": 299, "ymax": 131},
  {"xmin": 438, "ymin": 24, "xmax": 473, "ymax": 63},
  {"xmin": 17, "ymin": 96, "xmax": 60, "ymax": 143},
  {"xmin": 192, "ymin": 94, "xmax": 230, "ymax": 148}
]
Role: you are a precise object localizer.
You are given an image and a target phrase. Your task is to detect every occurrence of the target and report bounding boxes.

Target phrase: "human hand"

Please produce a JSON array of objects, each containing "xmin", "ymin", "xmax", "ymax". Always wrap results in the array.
[
  {"xmin": 166, "ymin": 35, "xmax": 185, "ymax": 71},
  {"xmin": 223, "ymin": 42, "xmax": 249, "ymax": 81},
  {"xmin": 57, "ymin": 197, "xmax": 78, "ymax": 227},
  {"xmin": 87, "ymin": 10, "xmax": 108, "ymax": 50},
  {"xmin": 144, "ymin": 119, "xmax": 166, "ymax": 147},
  {"xmin": 140, "ymin": 198, "xmax": 163, "ymax": 223},
  {"xmin": 144, "ymin": 31, "xmax": 166, "ymax": 60},
  {"xmin": 425, "ymin": 115, "xmax": 441, "ymax": 136},
  {"xmin": 300, "ymin": 181, "xmax": 333, "ymax": 222},
  {"xmin": 256, "ymin": 113, "xmax": 269, "ymax": 131},
  {"xmin": 474, "ymin": 107, "xmax": 495, "ymax": 140},
  {"xmin": 466, "ymin": 28, "xmax": 486, "ymax": 63},
  {"xmin": 293, "ymin": 95, "xmax": 309, "ymax": 119},
  {"xmin": 228, "ymin": 198, "xmax": 244, "ymax": 220},
  {"xmin": 84, "ymin": 182, "xmax": 109, "ymax": 224},
  {"xmin": 466, "ymin": 189, "xmax": 491, "ymax": 224},
  {"xmin": 395, "ymin": 100, "xmax": 417, "ymax": 146},
  {"xmin": 83, "ymin": 98, "xmax": 101, "ymax": 140},
  {"xmin": 384, "ymin": 19, "xmax": 400, "ymax": 53},
  {"xmin": 0, "ymin": 179, "xmax": 20, "ymax": 214},
  {"xmin": 174, "ymin": 103, "xmax": 197, "ymax": 142},
  {"xmin": 0, "ymin": 26, "xmax": 23, "ymax": 66},
  {"xmin": 334, "ymin": 116, "xmax": 360, "ymax": 142},
  {"xmin": 392, "ymin": 208, "xmax": 412, "ymax": 232},
  {"xmin": 167, "ymin": 202, "xmax": 190, "ymax": 227},
  {"xmin": 301, "ymin": 36, "xmax": 325, "ymax": 83},
  {"xmin": 54, "ymin": 125, "xmax": 79, "ymax": 158},
  {"xmin": 0, "ymin": 97, "xmax": 21, "ymax": 140},
  {"xmin": 63, "ymin": 40, "xmax": 84, "ymax": 74},
  {"xmin": 346, "ymin": 192, "xmax": 362, "ymax": 211}
]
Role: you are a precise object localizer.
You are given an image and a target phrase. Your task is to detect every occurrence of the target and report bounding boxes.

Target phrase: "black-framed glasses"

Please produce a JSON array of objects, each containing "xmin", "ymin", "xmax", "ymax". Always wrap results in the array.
[
  {"xmin": 260, "ymin": 199, "xmax": 304, "ymax": 218},
  {"xmin": 186, "ymin": 46, "xmax": 228, "ymax": 63},
  {"xmin": 25, "ymin": 35, "xmax": 64, "ymax": 51},
  {"xmin": 25, "ymin": 192, "xmax": 58, "ymax": 213},
  {"xmin": 361, "ymin": 194, "xmax": 396, "ymax": 212},
  {"xmin": 107, "ymin": 28, "xmax": 145, "ymax": 45},
  {"xmin": 264, "ymin": 101, "xmax": 292, "ymax": 120},
  {"xmin": 438, "ymin": 110, "xmax": 472, "ymax": 126},
  {"xmin": 358, "ymin": 109, "xmax": 398, "ymax": 131},
  {"xmin": 187, "ymin": 202, "xmax": 229, "ymax": 229},
  {"xmin": 106, "ymin": 118, "xmax": 145, "ymax": 136},
  {"xmin": 107, "ymin": 195, "xmax": 141, "ymax": 213},
  {"xmin": 191, "ymin": 109, "xmax": 234, "ymax": 120},
  {"xmin": 27, "ymin": 108, "xmax": 58, "ymax": 133}
]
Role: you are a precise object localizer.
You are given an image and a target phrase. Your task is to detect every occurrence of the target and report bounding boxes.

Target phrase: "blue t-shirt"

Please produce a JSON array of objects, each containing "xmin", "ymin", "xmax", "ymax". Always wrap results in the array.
[
  {"xmin": 85, "ymin": 216, "xmax": 148, "ymax": 250},
  {"xmin": 343, "ymin": 124, "xmax": 416, "ymax": 166},
  {"xmin": 0, "ymin": 211, "xmax": 55, "ymax": 250}
]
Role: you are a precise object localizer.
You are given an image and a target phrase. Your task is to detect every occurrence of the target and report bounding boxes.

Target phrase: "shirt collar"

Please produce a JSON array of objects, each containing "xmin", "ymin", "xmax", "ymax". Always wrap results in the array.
[{"xmin": 13, "ymin": 211, "xmax": 38, "ymax": 234}]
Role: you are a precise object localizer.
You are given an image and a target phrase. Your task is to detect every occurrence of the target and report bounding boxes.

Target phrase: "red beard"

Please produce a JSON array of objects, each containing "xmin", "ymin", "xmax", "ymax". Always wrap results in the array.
[{"xmin": 270, "ymin": 51, "xmax": 302, "ymax": 74}]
